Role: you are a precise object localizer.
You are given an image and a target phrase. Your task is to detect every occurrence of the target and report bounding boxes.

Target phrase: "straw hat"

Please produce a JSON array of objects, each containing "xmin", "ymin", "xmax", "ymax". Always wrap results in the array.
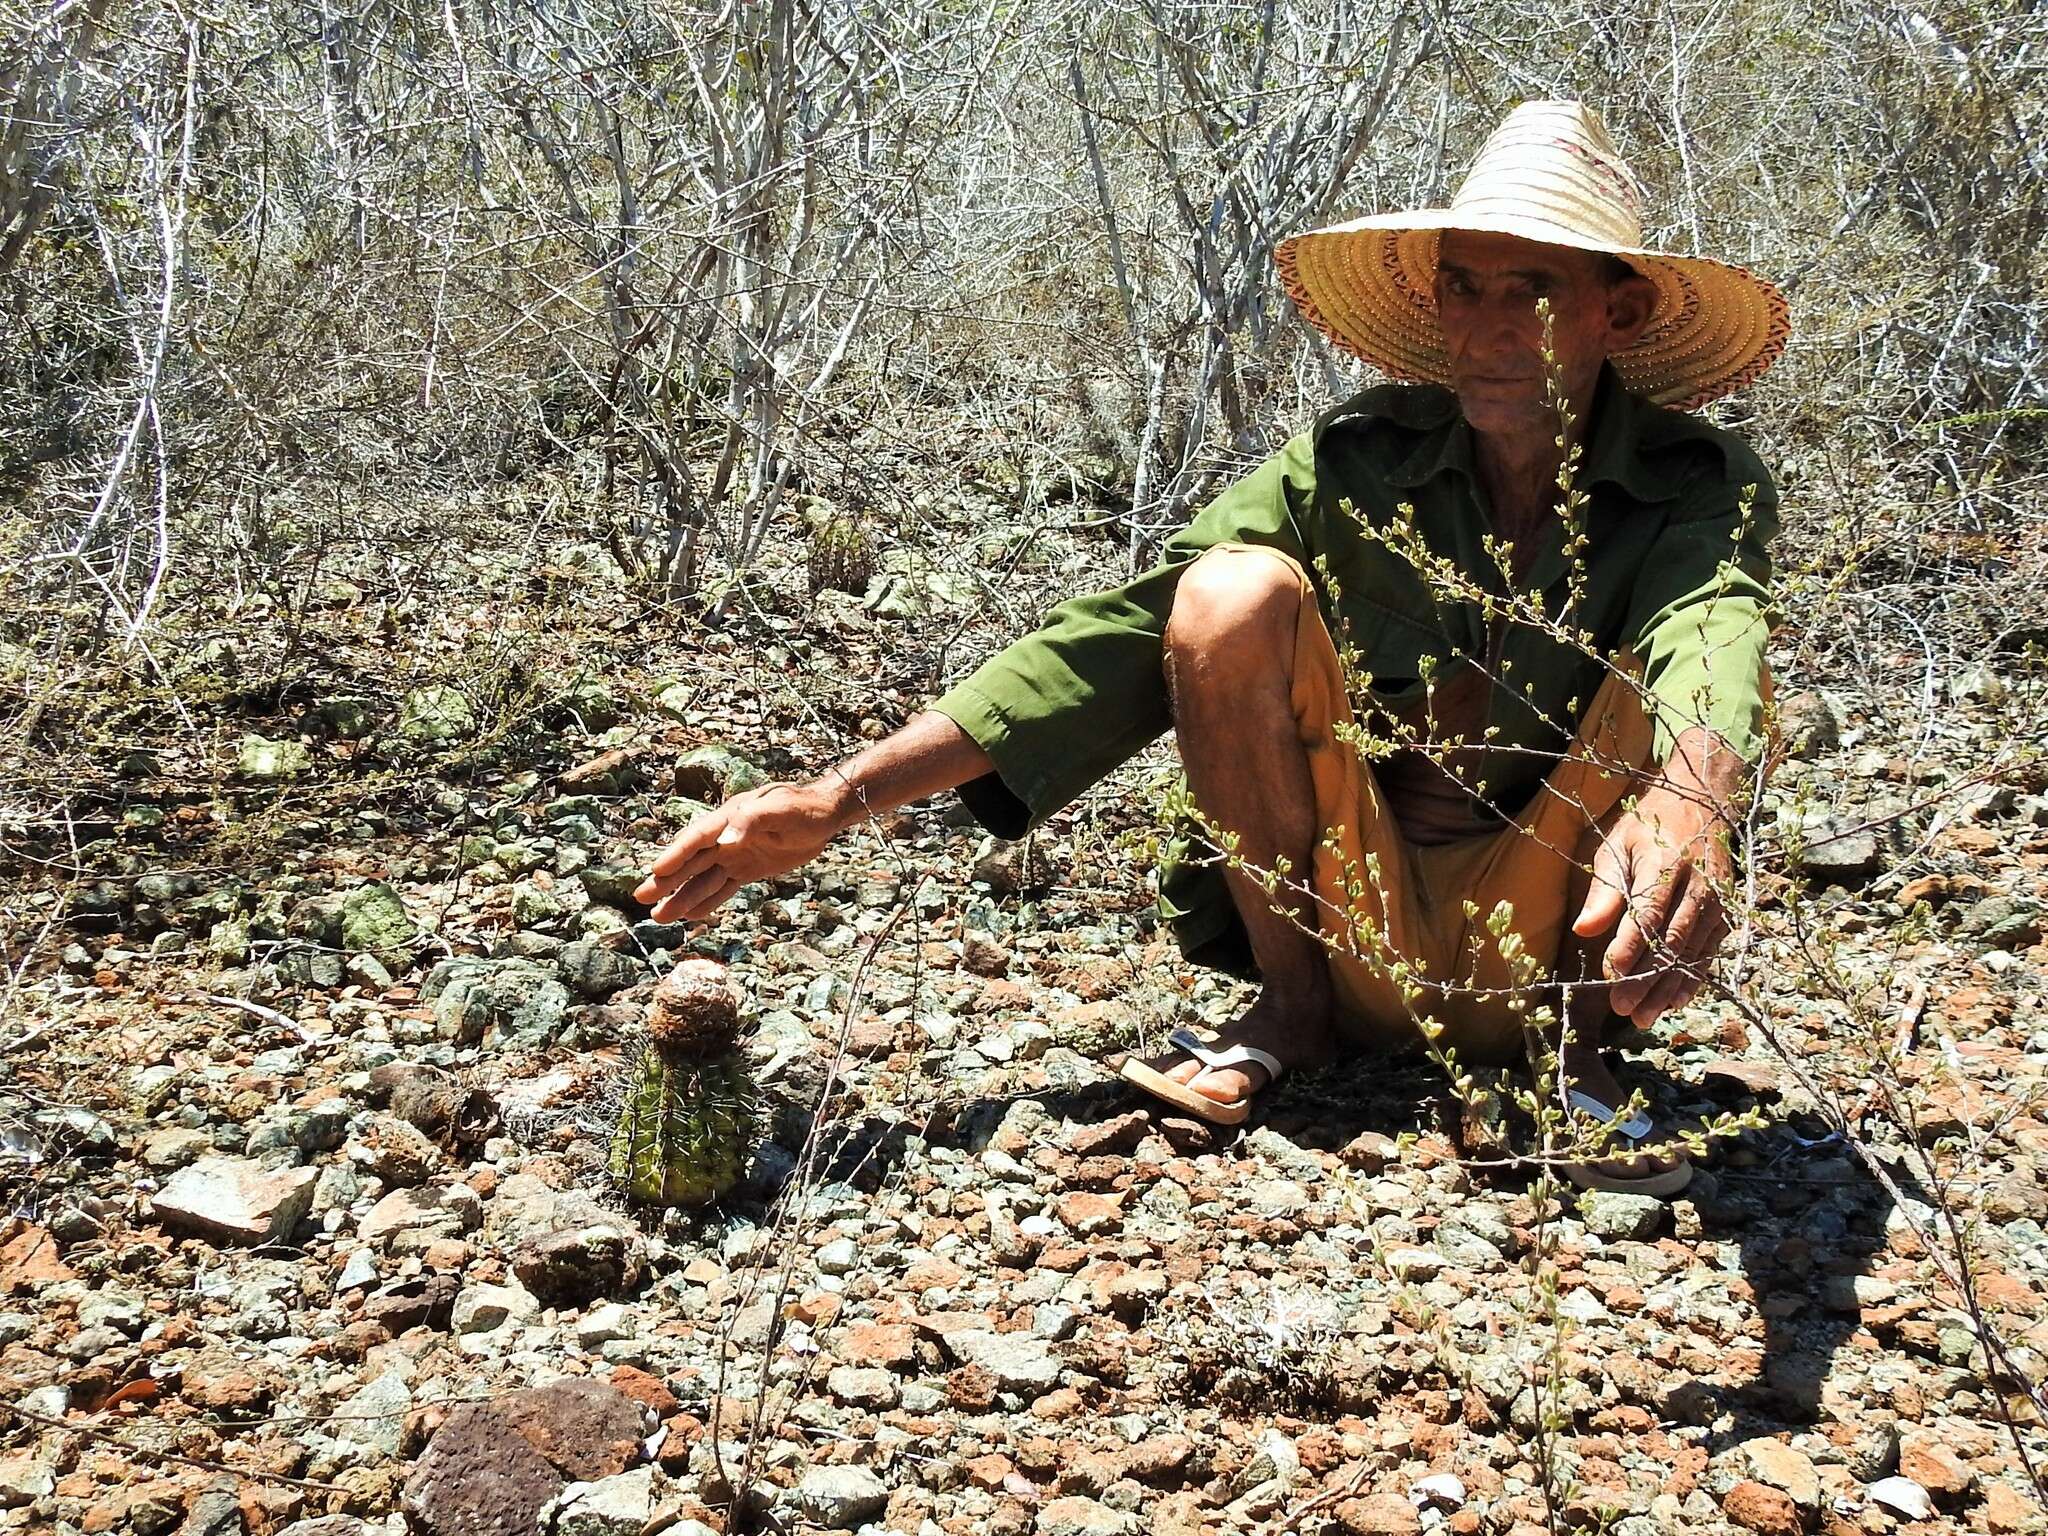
[{"xmin": 1275, "ymin": 100, "xmax": 1789, "ymax": 410}]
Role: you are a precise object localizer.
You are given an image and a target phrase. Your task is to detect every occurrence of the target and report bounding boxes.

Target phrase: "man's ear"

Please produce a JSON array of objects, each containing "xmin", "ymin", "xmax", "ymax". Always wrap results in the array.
[{"xmin": 1606, "ymin": 272, "xmax": 1660, "ymax": 348}]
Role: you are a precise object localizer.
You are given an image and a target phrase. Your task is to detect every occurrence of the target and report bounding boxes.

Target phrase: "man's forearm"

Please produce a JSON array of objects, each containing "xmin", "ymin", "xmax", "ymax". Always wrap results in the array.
[
  {"xmin": 808, "ymin": 711, "xmax": 995, "ymax": 834},
  {"xmin": 1656, "ymin": 725, "xmax": 1752, "ymax": 822}
]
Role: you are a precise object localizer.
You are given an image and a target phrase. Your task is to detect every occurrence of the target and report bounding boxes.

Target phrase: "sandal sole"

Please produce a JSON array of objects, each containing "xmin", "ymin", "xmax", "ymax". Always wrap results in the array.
[{"xmin": 1116, "ymin": 1057, "xmax": 1255, "ymax": 1126}]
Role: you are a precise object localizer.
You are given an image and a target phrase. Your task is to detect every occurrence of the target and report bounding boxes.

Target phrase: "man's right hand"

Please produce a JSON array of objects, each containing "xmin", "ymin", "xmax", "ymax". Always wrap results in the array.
[
  {"xmin": 631, "ymin": 711, "xmax": 996, "ymax": 926},
  {"xmin": 633, "ymin": 782, "xmax": 845, "ymax": 923}
]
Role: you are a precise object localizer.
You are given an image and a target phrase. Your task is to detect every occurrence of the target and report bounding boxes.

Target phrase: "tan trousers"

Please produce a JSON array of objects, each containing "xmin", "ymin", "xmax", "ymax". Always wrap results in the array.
[{"xmin": 1224, "ymin": 544, "xmax": 1658, "ymax": 1065}]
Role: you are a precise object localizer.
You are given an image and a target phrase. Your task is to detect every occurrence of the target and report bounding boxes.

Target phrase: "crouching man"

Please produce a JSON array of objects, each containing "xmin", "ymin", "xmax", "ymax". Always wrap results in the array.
[{"xmin": 638, "ymin": 101, "xmax": 1788, "ymax": 1197}]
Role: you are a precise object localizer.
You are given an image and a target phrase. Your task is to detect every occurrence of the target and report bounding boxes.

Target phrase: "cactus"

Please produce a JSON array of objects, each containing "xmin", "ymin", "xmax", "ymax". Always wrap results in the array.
[
  {"xmin": 607, "ymin": 959, "xmax": 757, "ymax": 1208},
  {"xmin": 806, "ymin": 513, "xmax": 875, "ymax": 598}
]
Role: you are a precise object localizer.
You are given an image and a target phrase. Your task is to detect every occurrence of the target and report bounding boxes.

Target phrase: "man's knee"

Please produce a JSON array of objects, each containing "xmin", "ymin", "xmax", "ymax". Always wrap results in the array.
[{"xmin": 1164, "ymin": 547, "xmax": 1300, "ymax": 661}]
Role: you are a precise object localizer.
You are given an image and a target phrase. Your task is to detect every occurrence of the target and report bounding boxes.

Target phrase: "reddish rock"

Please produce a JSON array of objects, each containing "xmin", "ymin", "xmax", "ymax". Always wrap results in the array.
[
  {"xmin": 1983, "ymin": 1480, "xmax": 2035, "ymax": 1532},
  {"xmin": 964, "ymin": 1453, "xmax": 1016, "ymax": 1490},
  {"xmin": 1121, "ymin": 1432, "xmax": 1196, "ymax": 1485},
  {"xmin": 1058, "ymin": 1449, "xmax": 1125, "ymax": 1496},
  {"xmin": 1336, "ymin": 1492, "xmax": 1422, "ymax": 1535},
  {"xmin": 1722, "ymin": 1479, "xmax": 1802, "ymax": 1536},
  {"xmin": 1035, "ymin": 1243, "xmax": 1090, "ymax": 1272},
  {"xmin": 0, "ymin": 1223, "xmax": 73, "ymax": 1294},
  {"xmin": 495, "ymin": 1379, "xmax": 647, "ymax": 1480},
  {"xmin": 946, "ymin": 1363, "xmax": 998, "ymax": 1412},
  {"xmin": 608, "ymin": 1364, "xmax": 679, "ymax": 1418},
  {"xmin": 1028, "ymin": 1387, "xmax": 1087, "ymax": 1419},
  {"xmin": 839, "ymin": 1322, "xmax": 918, "ymax": 1371},
  {"xmin": 1054, "ymin": 1192, "xmax": 1123, "ymax": 1236},
  {"xmin": 1067, "ymin": 1112, "xmax": 1152, "ymax": 1158},
  {"xmin": 182, "ymin": 1360, "xmax": 284, "ymax": 1416},
  {"xmin": 1339, "ymin": 1131, "xmax": 1401, "ymax": 1172},
  {"xmin": 1899, "ymin": 1435, "xmax": 1977, "ymax": 1505},
  {"xmin": 403, "ymin": 1400, "xmax": 564, "ymax": 1536},
  {"xmin": 904, "ymin": 1258, "xmax": 966, "ymax": 1290}
]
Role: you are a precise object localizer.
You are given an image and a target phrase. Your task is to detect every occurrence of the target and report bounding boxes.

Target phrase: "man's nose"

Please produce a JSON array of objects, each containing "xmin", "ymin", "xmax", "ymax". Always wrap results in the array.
[{"xmin": 1475, "ymin": 298, "xmax": 1540, "ymax": 353}]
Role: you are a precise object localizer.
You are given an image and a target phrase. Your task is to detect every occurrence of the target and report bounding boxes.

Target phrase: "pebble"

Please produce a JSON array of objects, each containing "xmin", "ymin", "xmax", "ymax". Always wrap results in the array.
[
  {"xmin": 1578, "ymin": 1189, "xmax": 1665, "ymax": 1240},
  {"xmin": 795, "ymin": 1465, "xmax": 888, "ymax": 1529},
  {"xmin": 149, "ymin": 1156, "xmax": 319, "ymax": 1246}
]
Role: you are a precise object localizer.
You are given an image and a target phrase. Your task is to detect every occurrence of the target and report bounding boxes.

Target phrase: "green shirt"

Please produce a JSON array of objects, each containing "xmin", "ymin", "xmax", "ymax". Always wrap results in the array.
[{"xmin": 933, "ymin": 363, "xmax": 1777, "ymax": 860}]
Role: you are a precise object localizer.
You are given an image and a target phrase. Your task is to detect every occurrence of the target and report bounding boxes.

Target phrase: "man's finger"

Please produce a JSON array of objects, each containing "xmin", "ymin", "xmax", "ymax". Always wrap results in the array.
[
  {"xmin": 1636, "ymin": 963, "xmax": 1703, "ymax": 1026},
  {"xmin": 1658, "ymin": 882, "xmax": 1718, "ymax": 970},
  {"xmin": 649, "ymin": 865, "xmax": 727, "ymax": 924},
  {"xmin": 680, "ymin": 877, "xmax": 743, "ymax": 922},
  {"xmin": 1604, "ymin": 856, "xmax": 1686, "ymax": 986},
  {"xmin": 1571, "ymin": 833, "xmax": 1630, "ymax": 940},
  {"xmin": 644, "ymin": 812, "xmax": 730, "ymax": 883}
]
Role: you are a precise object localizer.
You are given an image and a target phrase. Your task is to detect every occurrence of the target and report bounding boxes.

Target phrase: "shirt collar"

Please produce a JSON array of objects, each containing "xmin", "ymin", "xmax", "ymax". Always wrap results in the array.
[{"xmin": 1384, "ymin": 363, "xmax": 1684, "ymax": 506}]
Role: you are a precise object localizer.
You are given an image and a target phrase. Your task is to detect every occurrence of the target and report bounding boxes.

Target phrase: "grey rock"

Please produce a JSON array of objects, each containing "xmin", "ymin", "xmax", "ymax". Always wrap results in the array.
[
  {"xmin": 1244, "ymin": 1126, "xmax": 1325, "ymax": 1181},
  {"xmin": 150, "ymin": 1157, "xmax": 318, "ymax": 1246},
  {"xmin": 513, "ymin": 1223, "xmax": 646, "ymax": 1308},
  {"xmin": 1248, "ymin": 1178, "xmax": 1310, "ymax": 1218},
  {"xmin": 139, "ymin": 1127, "xmax": 211, "ymax": 1171},
  {"xmin": 551, "ymin": 1466, "xmax": 666, "ymax": 1536},
  {"xmin": 399, "ymin": 685, "xmax": 477, "ymax": 744},
  {"xmin": 423, "ymin": 958, "xmax": 570, "ymax": 1048},
  {"xmin": 574, "ymin": 1303, "xmax": 636, "ymax": 1348},
  {"xmin": 557, "ymin": 940, "xmax": 643, "ymax": 1001},
  {"xmin": 238, "ymin": 734, "xmax": 311, "ymax": 781},
  {"xmin": 944, "ymin": 1329, "xmax": 1062, "ymax": 1392},
  {"xmin": 1739, "ymin": 1437, "xmax": 1820, "ymax": 1512},
  {"xmin": 1035, "ymin": 1496, "xmax": 1136, "ymax": 1535},
  {"xmin": 578, "ymin": 864, "xmax": 646, "ymax": 908},
  {"xmin": 179, "ymin": 1488, "xmax": 245, "ymax": 1536},
  {"xmin": 358, "ymin": 1183, "xmax": 483, "ymax": 1250},
  {"xmin": 794, "ymin": 1465, "xmax": 888, "ymax": 1529},
  {"xmin": 1959, "ymin": 895, "xmax": 2044, "ymax": 948},
  {"xmin": 826, "ymin": 1366, "xmax": 901, "ymax": 1408},
  {"xmin": 0, "ymin": 1452, "xmax": 56, "ymax": 1508},
  {"xmin": 341, "ymin": 882, "xmax": 416, "ymax": 967},
  {"xmin": 76, "ymin": 1289, "xmax": 146, "ymax": 1335},
  {"xmin": 336, "ymin": 1372, "xmax": 411, "ymax": 1457},
  {"xmin": 1790, "ymin": 813, "xmax": 1885, "ymax": 884},
  {"xmin": 672, "ymin": 744, "xmax": 766, "ymax": 801},
  {"xmin": 1579, "ymin": 1189, "xmax": 1665, "ymax": 1241},
  {"xmin": 971, "ymin": 838, "xmax": 1044, "ymax": 895},
  {"xmin": 453, "ymin": 1280, "xmax": 541, "ymax": 1336},
  {"xmin": 1867, "ymin": 1476, "xmax": 1934, "ymax": 1521},
  {"xmin": 1778, "ymin": 691, "xmax": 1840, "ymax": 759}
]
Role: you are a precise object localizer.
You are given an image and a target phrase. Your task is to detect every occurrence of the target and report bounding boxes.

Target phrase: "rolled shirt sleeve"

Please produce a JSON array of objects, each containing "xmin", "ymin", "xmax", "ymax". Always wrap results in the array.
[
  {"xmin": 1623, "ymin": 444, "xmax": 1780, "ymax": 766},
  {"xmin": 932, "ymin": 433, "xmax": 1319, "ymax": 835}
]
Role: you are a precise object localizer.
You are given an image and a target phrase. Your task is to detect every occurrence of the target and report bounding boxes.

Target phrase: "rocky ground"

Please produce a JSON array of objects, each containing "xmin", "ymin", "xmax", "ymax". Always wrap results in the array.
[{"xmin": 2, "ymin": 535, "xmax": 2046, "ymax": 1536}]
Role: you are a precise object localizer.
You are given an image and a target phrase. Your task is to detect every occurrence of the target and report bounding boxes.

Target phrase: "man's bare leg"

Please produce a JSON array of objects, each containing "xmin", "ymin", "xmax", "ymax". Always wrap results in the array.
[
  {"xmin": 1554, "ymin": 811, "xmax": 1686, "ymax": 1180},
  {"xmin": 1137, "ymin": 548, "xmax": 1339, "ymax": 1106}
]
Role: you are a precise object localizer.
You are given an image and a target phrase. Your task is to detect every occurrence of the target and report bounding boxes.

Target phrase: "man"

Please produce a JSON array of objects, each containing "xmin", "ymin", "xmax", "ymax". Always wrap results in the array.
[{"xmin": 636, "ymin": 102, "xmax": 1788, "ymax": 1196}]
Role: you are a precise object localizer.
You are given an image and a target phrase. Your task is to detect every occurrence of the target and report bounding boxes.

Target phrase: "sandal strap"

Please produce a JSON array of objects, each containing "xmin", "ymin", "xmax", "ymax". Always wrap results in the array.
[
  {"xmin": 1566, "ymin": 1089, "xmax": 1654, "ymax": 1142},
  {"xmin": 1168, "ymin": 1027, "xmax": 1285, "ymax": 1081}
]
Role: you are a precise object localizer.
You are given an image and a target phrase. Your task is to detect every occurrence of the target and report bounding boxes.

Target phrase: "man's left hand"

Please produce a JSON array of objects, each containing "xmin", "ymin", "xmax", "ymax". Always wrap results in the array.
[{"xmin": 1571, "ymin": 744, "xmax": 1743, "ymax": 1026}]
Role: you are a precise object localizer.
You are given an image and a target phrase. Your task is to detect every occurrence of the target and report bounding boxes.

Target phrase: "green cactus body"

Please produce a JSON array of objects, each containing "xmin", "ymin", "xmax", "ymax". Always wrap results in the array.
[
  {"xmin": 807, "ymin": 515, "xmax": 875, "ymax": 598},
  {"xmin": 608, "ymin": 1041, "xmax": 755, "ymax": 1207}
]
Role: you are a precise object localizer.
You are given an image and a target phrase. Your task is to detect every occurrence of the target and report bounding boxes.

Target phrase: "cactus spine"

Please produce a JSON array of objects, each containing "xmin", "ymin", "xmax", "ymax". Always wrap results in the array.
[{"xmin": 608, "ymin": 959, "xmax": 756, "ymax": 1207}]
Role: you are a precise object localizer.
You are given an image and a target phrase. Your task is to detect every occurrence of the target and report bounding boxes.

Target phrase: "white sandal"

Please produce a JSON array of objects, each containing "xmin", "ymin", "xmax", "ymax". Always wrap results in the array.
[
  {"xmin": 1117, "ymin": 1027, "xmax": 1287, "ymax": 1127},
  {"xmin": 1559, "ymin": 1088, "xmax": 1693, "ymax": 1197}
]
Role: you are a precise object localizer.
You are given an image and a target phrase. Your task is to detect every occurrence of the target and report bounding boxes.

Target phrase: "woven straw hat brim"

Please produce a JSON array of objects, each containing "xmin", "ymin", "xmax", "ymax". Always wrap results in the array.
[{"xmin": 1276, "ymin": 211, "xmax": 1790, "ymax": 410}]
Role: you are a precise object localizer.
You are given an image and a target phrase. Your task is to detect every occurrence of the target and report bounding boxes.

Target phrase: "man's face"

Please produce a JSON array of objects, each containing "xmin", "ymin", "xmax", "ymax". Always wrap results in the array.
[{"xmin": 1432, "ymin": 230, "xmax": 1655, "ymax": 441}]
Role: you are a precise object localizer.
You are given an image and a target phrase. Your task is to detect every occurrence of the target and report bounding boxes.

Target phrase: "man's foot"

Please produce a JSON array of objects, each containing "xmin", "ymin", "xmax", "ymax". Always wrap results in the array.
[
  {"xmin": 1125, "ymin": 990, "xmax": 1336, "ymax": 1112},
  {"xmin": 1555, "ymin": 1042, "xmax": 1691, "ymax": 1193}
]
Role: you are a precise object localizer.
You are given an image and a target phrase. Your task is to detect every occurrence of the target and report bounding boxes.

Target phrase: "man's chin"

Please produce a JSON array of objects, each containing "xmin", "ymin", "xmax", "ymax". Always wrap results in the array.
[{"xmin": 1453, "ymin": 392, "xmax": 1551, "ymax": 436}]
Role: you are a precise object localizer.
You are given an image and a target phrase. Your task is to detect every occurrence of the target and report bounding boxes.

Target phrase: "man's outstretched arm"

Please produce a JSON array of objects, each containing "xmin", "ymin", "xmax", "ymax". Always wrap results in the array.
[{"xmin": 634, "ymin": 712, "xmax": 994, "ymax": 923}]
